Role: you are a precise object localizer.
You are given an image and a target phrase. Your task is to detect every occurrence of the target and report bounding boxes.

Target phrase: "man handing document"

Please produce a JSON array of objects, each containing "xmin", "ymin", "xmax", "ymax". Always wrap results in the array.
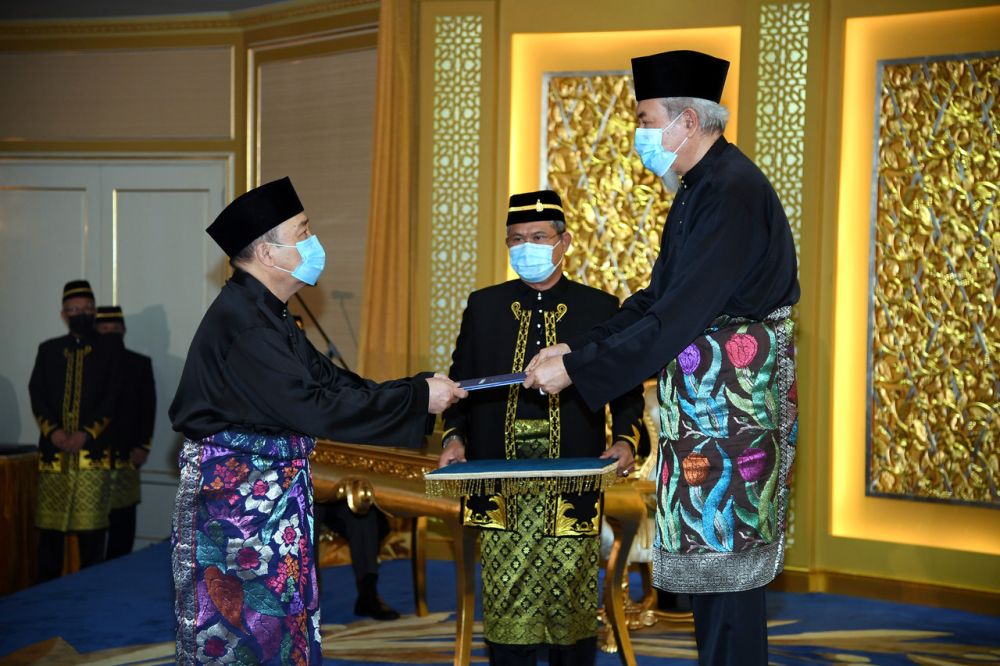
[
  {"xmin": 525, "ymin": 50, "xmax": 800, "ymax": 665},
  {"xmin": 169, "ymin": 177, "xmax": 465, "ymax": 665}
]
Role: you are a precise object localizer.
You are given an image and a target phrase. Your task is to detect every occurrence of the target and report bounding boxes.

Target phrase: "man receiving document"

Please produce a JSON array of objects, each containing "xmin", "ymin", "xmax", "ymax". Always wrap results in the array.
[{"xmin": 438, "ymin": 189, "xmax": 645, "ymax": 666}]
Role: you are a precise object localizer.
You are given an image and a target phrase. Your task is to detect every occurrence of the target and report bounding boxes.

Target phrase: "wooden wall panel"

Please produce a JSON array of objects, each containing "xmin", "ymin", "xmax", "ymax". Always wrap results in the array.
[
  {"xmin": 0, "ymin": 47, "xmax": 232, "ymax": 140},
  {"xmin": 257, "ymin": 48, "xmax": 377, "ymax": 370}
]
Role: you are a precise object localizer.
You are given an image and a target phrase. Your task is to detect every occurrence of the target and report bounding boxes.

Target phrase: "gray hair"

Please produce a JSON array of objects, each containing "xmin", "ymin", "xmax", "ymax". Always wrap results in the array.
[
  {"xmin": 230, "ymin": 226, "xmax": 281, "ymax": 268},
  {"xmin": 550, "ymin": 219, "xmax": 566, "ymax": 234},
  {"xmin": 660, "ymin": 97, "xmax": 729, "ymax": 134}
]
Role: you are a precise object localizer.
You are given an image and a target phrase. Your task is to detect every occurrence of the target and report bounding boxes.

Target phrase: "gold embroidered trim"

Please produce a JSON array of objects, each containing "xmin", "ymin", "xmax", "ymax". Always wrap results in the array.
[
  {"xmin": 543, "ymin": 303, "xmax": 567, "ymax": 459},
  {"xmin": 462, "ymin": 494, "xmax": 508, "ymax": 529},
  {"xmin": 61, "ymin": 348, "xmax": 75, "ymax": 432},
  {"xmin": 555, "ymin": 495, "xmax": 602, "ymax": 537},
  {"xmin": 83, "ymin": 416, "xmax": 111, "ymax": 440},
  {"xmin": 35, "ymin": 415, "xmax": 56, "ymax": 437},
  {"xmin": 508, "ymin": 201, "xmax": 564, "ymax": 214},
  {"xmin": 504, "ymin": 302, "xmax": 533, "ymax": 459}
]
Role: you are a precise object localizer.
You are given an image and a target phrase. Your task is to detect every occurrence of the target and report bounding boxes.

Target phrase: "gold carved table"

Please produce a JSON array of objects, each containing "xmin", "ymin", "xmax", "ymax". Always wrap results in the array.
[{"xmin": 310, "ymin": 441, "xmax": 649, "ymax": 666}]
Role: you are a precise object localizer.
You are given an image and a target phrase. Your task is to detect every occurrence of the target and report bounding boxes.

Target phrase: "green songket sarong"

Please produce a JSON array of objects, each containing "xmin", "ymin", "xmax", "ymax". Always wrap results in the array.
[
  {"xmin": 479, "ymin": 419, "xmax": 600, "ymax": 647},
  {"xmin": 36, "ymin": 453, "xmax": 111, "ymax": 532}
]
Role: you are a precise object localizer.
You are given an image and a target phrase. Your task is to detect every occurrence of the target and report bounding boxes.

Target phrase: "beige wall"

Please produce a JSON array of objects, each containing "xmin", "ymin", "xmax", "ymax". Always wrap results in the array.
[
  {"xmin": 0, "ymin": 47, "xmax": 232, "ymax": 141},
  {"xmin": 257, "ymin": 48, "xmax": 377, "ymax": 369},
  {"xmin": 0, "ymin": 1, "xmax": 380, "ymax": 549}
]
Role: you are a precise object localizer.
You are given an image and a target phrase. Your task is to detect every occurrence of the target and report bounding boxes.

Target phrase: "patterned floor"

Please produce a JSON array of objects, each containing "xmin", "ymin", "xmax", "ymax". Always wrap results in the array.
[{"xmin": 1, "ymin": 542, "xmax": 998, "ymax": 665}]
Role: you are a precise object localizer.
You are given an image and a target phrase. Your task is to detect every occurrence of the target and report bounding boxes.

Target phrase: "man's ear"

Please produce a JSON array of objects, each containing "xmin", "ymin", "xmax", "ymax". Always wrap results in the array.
[
  {"xmin": 60, "ymin": 308, "xmax": 68, "ymax": 326},
  {"xmin": 684, "ymin": 107, "xmax": 699, "ymax": 133},
  {"xmin": 253, "ymin": 241, "xmax": 273, "ymax": 267}
]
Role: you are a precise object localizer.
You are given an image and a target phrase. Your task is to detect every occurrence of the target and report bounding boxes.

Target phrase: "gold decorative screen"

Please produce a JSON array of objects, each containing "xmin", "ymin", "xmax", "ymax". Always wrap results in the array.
[
  {"xmin": 756, "ymin": 2, "xmax": 810, "ymax": 256},
  {"xmin": 757, "ymin": 1, "xmax": 811, "ymax": 548},
  {"xmin": 543, "ymin": 73, "xmax": 674, "ymax": 300},
  {"xmin": 867, "ymin": 53, "xmax": 999, "ymax": 506},
  {"xmin": 428, "ymin": 15, "xmax": 483, "ymax": 372}
]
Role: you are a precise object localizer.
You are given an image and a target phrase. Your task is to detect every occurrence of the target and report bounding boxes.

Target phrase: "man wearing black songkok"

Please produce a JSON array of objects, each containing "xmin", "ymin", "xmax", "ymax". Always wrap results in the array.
[
  {"xmin": 439, "ymin": 190, "xmax": 645, "ymax": 666},
  {"xmin": 169, "ymin": 177, "xmax": 466, "ymax": 665},
  {"xmin": 95, "ymin": 305, "xmax": 156, "ymax": 559},
  {"xmin": 526, "ymin": 50, "xmax": 800, "ymax": 664},
  {"xmin": 29, "ymin": 280, "xmax": 118, "ymax": 580}
]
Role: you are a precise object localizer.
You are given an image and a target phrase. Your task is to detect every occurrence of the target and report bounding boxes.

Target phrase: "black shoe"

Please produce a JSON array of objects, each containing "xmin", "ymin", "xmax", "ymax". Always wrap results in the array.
[{"xmin": 354, "ymin": 594, "xmax": 401, "ymax": 620}]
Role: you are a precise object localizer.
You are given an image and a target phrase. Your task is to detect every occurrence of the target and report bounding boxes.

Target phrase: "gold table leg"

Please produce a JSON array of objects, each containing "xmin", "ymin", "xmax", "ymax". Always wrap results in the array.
[
  {"xmin": 450, "ymin": 524, "xmax": 477, "ymax": 666},
  {"xmin": 412, "ymin": 515, "xmax": 429, "ymax": 617}
]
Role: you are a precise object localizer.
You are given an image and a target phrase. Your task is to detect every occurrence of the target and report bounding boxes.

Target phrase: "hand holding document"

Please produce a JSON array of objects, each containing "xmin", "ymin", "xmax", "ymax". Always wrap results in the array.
[
  {"xmin": 523, "ymin": 353, "xmax": 573, "ymax": 395},
  {"xmin": 524, "ymin": 343, "xmax": 570, "ymax": 374},
  {"xmin": 426, "ymin": 373, "xmax": 468, "ymax": 414}
]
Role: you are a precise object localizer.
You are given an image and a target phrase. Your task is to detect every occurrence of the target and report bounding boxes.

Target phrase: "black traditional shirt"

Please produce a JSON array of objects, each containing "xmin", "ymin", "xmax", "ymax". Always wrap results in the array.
[
  {"xmin": 169, "ymin": 270, "xmax": 432, "ymax": 446},
  {"xmin": 443, "ymin": 276, "xmax": 645, "ymax": 461},
  {"xmin": 106, "ymin": 338, "xmax": 156, "ymax": 461},
  {"xmin": 564, "ymin": 136, "xmax": 800, "ymax": 410},
  {"xmin": 29, "ymin": 331, "xmax": 118, "ymax": 469}
]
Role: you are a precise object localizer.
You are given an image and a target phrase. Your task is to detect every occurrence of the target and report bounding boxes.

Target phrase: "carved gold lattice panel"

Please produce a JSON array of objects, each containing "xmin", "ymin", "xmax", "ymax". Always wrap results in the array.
[
  {"xmin": 429, "ymin": 15, "xmax": 482, "ymax": 372},
  {"xmin": 757, "ymin": 1, "xmax": 811, "ymax": 548},
  {"xmin": 867, "ymin": 53, "xmax": 1000, "ymax": 506},
  {"xmin": 544, "ymin": 73, "xmax": 674, "ymax": 300},
  {"xmin": 756, "ymin": 2, "xmax": 809, "ymax": 257}
]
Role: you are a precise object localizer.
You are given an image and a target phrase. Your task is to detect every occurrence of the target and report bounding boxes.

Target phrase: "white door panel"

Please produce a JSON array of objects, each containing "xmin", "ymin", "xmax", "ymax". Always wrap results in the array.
[
  {"xmin": 0, "ymin": 164, "xmax": 103, "ymax": 445},
  {"xmin": 0, "ymin": 158, "xmax": 228, "ymax": 546}
]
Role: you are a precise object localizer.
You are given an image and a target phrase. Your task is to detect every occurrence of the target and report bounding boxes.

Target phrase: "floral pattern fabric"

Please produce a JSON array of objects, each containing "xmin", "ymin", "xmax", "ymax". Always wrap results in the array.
[
  {"xmin": 653, "ymin": 310, "xmax": 797, "ymax": 594},
  {"xmin": 172, "ymin": 431, "xmax": 320, "ymax": 665}
]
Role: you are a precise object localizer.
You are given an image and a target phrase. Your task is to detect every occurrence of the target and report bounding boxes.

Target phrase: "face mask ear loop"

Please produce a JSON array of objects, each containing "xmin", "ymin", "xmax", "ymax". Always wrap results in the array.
[{"xmin": 265, "ymin": 243, "xmax": 299, "ymax": 276}]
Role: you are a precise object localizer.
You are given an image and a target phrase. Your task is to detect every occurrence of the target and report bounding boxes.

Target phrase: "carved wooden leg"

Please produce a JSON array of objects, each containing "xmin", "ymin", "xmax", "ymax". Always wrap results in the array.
[
  {"xmin": 411, "ymin": 516, "xmax": 429, "ymax": 617},
  {"xmin": 450, "ymin": 524, "xmax": 476, "ymax": 666},
  {"xmin": 604, "ymin": 516, "xmax": 638, "ymax": 666}
]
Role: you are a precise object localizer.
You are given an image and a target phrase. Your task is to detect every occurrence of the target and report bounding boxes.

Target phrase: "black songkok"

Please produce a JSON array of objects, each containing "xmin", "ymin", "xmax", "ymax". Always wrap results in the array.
[
  {"xmin": 506, "ymin": 189, "xmax": 565, "ymax": 226},
  {"xmin": 63, "ymin": 279, "xmax": 94, "ymax": 303},
  {"xmin": 207, "ymin": 177, "xmax": 304, "ymax": 258},
  {"xmin": 630, "ymin": 49, "xmax": 729, "ymax": 103},
  {"xmin": 96, "ymin": 305, "xmax": 124, "ymax": 326}
]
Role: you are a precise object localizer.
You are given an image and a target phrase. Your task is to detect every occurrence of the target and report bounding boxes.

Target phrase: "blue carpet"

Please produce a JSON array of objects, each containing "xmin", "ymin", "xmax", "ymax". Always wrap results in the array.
[{"xmin": 1, "ymin": 541, "xmax": 998, "ymax": 664}]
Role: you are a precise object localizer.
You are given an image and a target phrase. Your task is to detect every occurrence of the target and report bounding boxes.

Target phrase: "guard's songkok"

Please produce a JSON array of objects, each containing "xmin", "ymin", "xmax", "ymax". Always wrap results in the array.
[
  {"xmin": 96, "ymin": 305, "xmax": 124, "ymax": 326},
  {"xmin": 506, "ymin": 190, "xmax": 565, "ymax": 226},
  {"xmin": 63, "ymin": 280, "xmax": 94, "ymax": 303}
]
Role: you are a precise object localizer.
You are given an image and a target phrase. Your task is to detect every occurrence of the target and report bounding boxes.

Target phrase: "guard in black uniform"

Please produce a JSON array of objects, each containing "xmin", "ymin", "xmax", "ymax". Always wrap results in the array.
[
  {"xmin": 95, "ymin": 305, "xmax": 156, "ymax": 559},
  {"xmin": 29, "ymin": 280, "xmax": 118, "ymax": 580}
]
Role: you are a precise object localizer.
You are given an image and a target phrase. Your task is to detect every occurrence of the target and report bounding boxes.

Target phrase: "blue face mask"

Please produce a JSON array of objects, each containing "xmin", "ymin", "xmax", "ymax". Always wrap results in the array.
[
  {"xmin": 634, "ymin": 114, "xmax": 688, "ymax": 177},
  {"xmin": 268, "ymin": 235, "xmax": 327, "ymax": 286},
  {"xmin": 509, "ymin": 240, "xmax": 563, "ymax": 283}
]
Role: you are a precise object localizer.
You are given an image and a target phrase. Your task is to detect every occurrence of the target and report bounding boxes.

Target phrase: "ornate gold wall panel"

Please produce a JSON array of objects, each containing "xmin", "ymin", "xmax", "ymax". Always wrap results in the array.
[
  {"xmin": 428, "ymin": 15, "xmax": 483, "ymax": 372},
  {"xmin": 867, "ymin": 52, "xmax": 999, "ymax": 507},
  {"xmin": 755, "ymin": 2, "xmax": 810, "ymax": 255},
  {"xmin": 543, "ymin": 73, "xmax": 673, "ymax": 300},
  {"xmin": 756, "ymin": 1, "xmax": 812, "ymax": 548}
]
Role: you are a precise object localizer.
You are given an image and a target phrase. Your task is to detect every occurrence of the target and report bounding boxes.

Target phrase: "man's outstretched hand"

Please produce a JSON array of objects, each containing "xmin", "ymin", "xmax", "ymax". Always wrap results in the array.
[{"xmin": 426, "ymin": 373, "xmax": 468, "ymax": 414}]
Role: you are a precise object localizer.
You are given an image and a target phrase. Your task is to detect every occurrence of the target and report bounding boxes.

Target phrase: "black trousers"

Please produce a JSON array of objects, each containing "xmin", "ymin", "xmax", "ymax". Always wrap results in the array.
[
  {"xmin": 37, "ymin": 528, "xmax": 106, "ymax": 582},
  {"xmin": 106, "ymin": 504, "xmax": 137, "ymax": 560},
  {"xmin": 318, "ymin": 501, "xmax": 388, "ymax": 584},
  {"xmin": 690, "ymin": 585, "xmax": 768, "ymax": 666},
  {"xmin": 486, "ymin": 637, "xmax": 597, "ymax": 666}
]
